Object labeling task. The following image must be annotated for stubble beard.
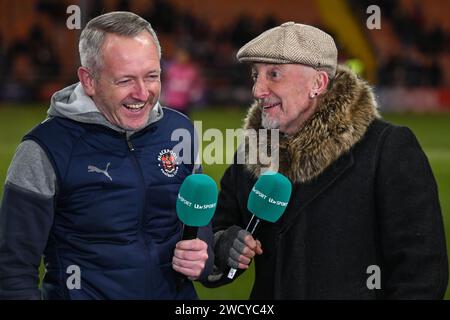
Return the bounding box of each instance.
[261,111,280,130]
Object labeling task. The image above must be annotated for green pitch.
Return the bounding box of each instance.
[1,105,449,299]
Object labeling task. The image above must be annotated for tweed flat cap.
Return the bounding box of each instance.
[237,21,338,79]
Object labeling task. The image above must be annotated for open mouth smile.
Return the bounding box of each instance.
[123,102,146,113]
[262,102,281,111]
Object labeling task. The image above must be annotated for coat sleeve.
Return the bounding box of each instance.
[376,126,448,299]
[0,141,56,300]
[213,161,248,233]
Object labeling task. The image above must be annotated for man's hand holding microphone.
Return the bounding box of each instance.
[215,171,292,279]
[172,174,217,281]
[214,226,263,272]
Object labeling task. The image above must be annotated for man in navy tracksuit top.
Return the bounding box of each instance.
[0,12,213,299]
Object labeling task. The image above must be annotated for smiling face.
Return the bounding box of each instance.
[79,31,161,130]
[251,63,321,135]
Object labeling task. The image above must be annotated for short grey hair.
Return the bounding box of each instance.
[79,11,161,73]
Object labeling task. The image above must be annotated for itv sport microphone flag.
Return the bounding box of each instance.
[247,170,292,223]
[176,173,218,227]
[175,173,218,287]
[228,171,292,279]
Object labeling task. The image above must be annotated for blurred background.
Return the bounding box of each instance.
[0,0,449,299]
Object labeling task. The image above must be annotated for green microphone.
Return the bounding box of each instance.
[176,173,218,240]
[227,171,292,279]
[175,173,218,289]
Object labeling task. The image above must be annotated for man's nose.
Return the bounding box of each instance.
[132,79,150,101]
[252,77,270,99]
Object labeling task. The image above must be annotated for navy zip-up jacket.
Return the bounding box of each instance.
[0,87,213,299]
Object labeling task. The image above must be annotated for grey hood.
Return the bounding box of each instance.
[48,83,164,133]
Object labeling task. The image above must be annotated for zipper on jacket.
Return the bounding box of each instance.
[126,136,135,151]
[125,133,151,297]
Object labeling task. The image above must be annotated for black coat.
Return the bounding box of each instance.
[211,67,448,299]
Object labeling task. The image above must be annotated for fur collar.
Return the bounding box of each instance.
[243,65,380,184]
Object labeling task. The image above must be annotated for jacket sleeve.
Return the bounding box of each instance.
[203,162,249,287]
[0,141,56,299]
[214,162,247,234]
[376,126,448,299]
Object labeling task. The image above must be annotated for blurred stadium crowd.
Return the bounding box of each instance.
[0,0,449,109]
[353,0,448,87]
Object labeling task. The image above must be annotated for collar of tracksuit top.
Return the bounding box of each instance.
[47,82,164,136]
[21,83,207,299]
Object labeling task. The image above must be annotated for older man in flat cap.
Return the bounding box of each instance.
[205,22,448,299]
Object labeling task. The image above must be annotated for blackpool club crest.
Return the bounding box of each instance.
[158,149,178,177]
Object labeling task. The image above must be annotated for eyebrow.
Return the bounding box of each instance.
[116,69,161,78]
[252,64,285,72]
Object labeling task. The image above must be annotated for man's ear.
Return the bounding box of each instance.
[77,67,96,96]
[312,71,329,95]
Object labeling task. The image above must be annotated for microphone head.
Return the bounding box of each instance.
[176,174,218,227]
[247,171,292,223]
